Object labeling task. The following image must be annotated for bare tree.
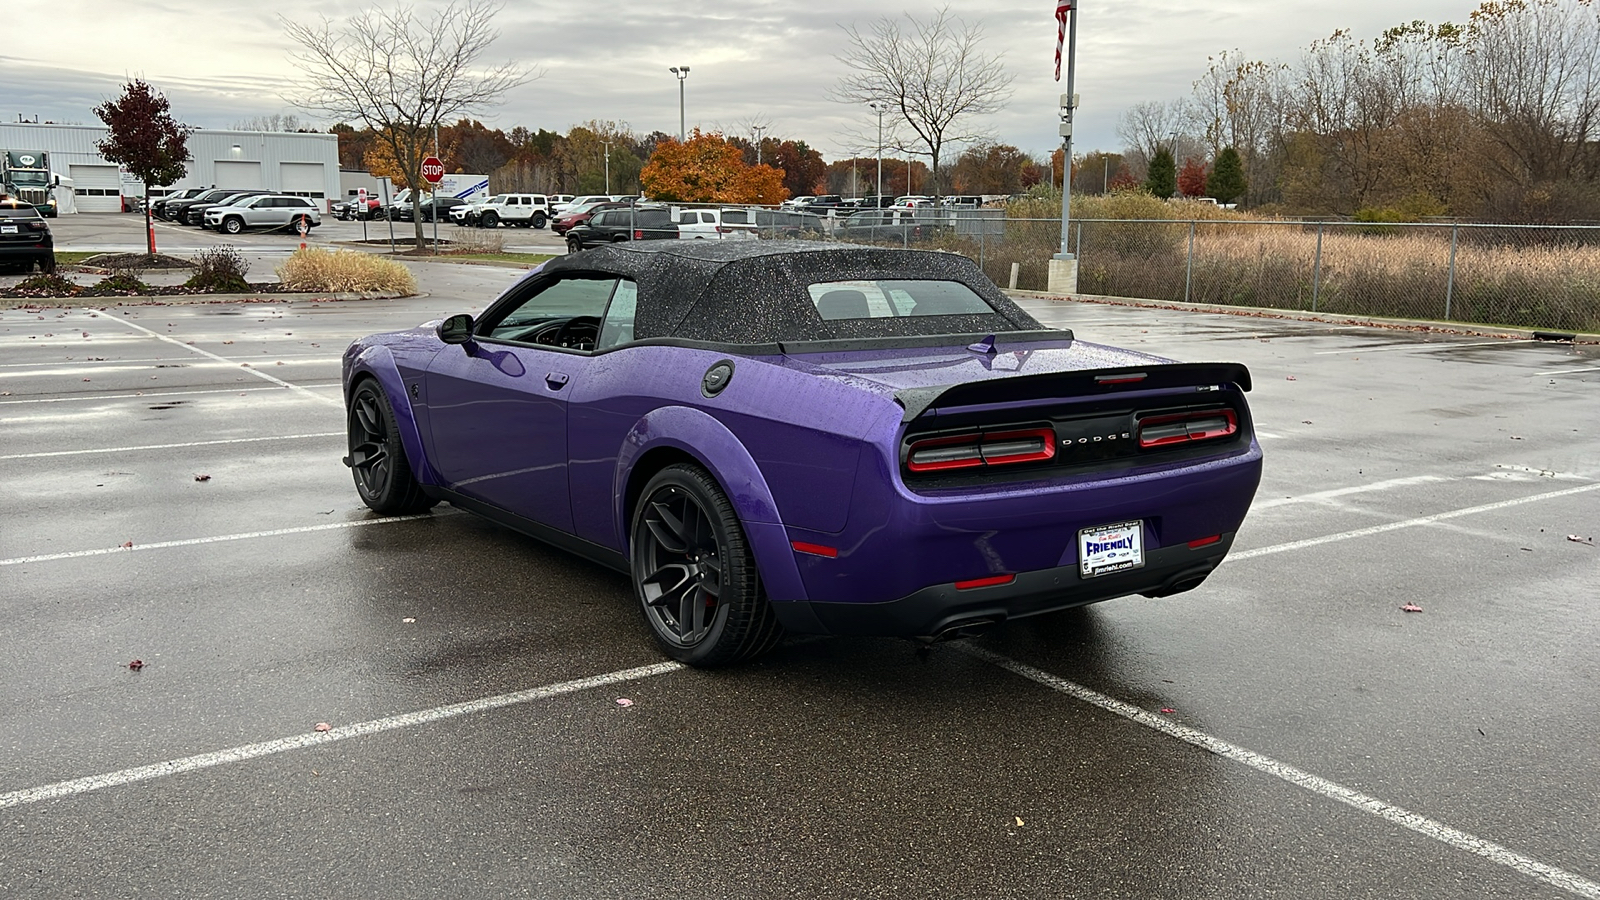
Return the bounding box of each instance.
[834,6,1013,198]
[231,113,312,133]
[283,0,533,248]
[1116,100,1191,162]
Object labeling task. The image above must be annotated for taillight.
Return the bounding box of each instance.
[633,229,643,239]
[1137,408,1238,448]
[906,433,984,472]
[906,427,1056,473]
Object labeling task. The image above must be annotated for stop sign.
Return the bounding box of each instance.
[420,156,445,184]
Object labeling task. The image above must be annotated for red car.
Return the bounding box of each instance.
[551,201,630,235]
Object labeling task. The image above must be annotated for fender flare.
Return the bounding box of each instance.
[345,345,443,486]
[614,406,808,603]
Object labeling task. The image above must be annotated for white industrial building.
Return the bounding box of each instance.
[0,122,341,213]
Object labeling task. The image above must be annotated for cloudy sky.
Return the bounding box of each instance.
[7,0,1474,160]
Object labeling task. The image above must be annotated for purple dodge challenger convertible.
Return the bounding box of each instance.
[343,242,1262,666]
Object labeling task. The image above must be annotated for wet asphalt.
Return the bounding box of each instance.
[2,218,1599,899]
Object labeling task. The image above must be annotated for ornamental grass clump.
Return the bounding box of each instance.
[275,248,417,294]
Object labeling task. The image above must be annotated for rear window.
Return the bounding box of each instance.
[0,202,42,219]
[806,280,995,320]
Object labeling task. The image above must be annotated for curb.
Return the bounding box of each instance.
[0,290,416,309]
[1004,289,1600,344]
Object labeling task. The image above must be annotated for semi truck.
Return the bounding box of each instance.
[1,150,67,217]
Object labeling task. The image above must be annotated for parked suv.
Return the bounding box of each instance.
[395,195,468,223]
[464,193,554,228]
[162,188,244,223]
[150,187,205,221]
[0,199,54,273]
[564,206,676,251]
[205,195,321,234]
[675,207,757,240]
[181,190,270,226]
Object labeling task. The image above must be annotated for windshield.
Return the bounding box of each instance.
[9,171,48,186]
[565,202,606,216]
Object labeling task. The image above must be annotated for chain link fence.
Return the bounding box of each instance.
[643,202,1600,332]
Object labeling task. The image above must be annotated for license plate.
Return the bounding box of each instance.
[1078,521,1144,577]
[0,225,16,234]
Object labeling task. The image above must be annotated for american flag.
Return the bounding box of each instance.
[1055,0,1074,82]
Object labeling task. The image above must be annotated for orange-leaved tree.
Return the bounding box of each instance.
[642,130,788,204]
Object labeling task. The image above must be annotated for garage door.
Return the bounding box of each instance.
[69,164,121,213]
[279,162,326,198]
[214,161,262,190]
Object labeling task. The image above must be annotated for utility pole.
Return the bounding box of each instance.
[869,101,884,202]
[600,139,613,194]
[751,125,766,167]
[669,66,690,142]
[1050,1,1080,294]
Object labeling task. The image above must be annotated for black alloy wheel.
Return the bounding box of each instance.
[566,236,583,254]
[480,211,499,228]
[346,380,436,515]
[531,213,548,229]
[630,464,782,666]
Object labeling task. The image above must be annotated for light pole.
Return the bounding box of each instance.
[869,101,884,202]
[600,139,613,194]
[669,66,690,141]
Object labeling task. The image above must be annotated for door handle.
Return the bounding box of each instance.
[544,372,569,390]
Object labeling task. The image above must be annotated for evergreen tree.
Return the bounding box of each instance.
[1144,147,1177,199]
[1207,146,1247,204]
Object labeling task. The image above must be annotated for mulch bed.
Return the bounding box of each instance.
[1,282,288,300]
[78,252,196,270]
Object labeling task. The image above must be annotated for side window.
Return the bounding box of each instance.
[480,277,619,343]
[679,210,698,225]
[596,280,639,350]
[722,210,748,225]
[701,212,716,224]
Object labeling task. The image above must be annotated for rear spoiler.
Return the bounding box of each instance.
[893,362,1253,423]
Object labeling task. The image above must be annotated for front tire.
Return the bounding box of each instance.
[566,236,583,254]
[630,465,782,667]
[480,211,499,228]
[346,379,436,515]
[222,217,244,235]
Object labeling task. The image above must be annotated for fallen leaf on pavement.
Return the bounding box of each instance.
[615,698,634,707]
[1568,535,1595,546]
[402,617,416,623]
[127,659,144,670]
[1160,708,1177,714]
[120,541,134,549]
[1401,604,1423,612]
[1014,817,1025,827]
[314,723,332,733]
[1286,375,1297,381]
[194,474,211,482]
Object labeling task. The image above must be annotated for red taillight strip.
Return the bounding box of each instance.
[979,427,1057,466]
[955,573,1015,590]
[1137,408,1238,448]
[1187,535,1222,549]
[791,541,838,558]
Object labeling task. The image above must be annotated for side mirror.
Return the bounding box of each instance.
[52,175,61,187]
[437,313,475,345]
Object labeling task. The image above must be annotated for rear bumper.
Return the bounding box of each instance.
[772,534,1233,637]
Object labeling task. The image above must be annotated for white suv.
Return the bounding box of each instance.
[674,207,757,241]
[206,195,321,234]
[458,194,554,229]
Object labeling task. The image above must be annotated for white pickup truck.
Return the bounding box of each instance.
[452,193,555,229]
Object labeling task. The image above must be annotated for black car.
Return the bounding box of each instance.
[396,196,468,223]
[161,188,241,222]
[0,200,54,274]
[563,207,677,252]
[751,208,827,238]
[150,187,205,220]
[181,191,270,226]
[801,194,848,214]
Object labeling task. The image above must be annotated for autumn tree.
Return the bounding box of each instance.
[94,79,190,256]
[1144,147,1177,198]
[284,0,532,248]
[834,6,1013,199]
[1207,147,1247,203]
[641,131,787,204]
[949,142,1032,194]
[1177,157,1209,197]
[770,139,827,197]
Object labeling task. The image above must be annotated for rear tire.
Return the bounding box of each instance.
[346,379,436,515]
[630,464,782,667]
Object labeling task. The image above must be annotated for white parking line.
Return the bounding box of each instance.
[963,647,1600,900]
[1230,482,1600,561]
[1252,475,1450,510]
[0,661,684,811]
[0,432,342,461]
[1314,339,1534,355]
[0,385,333,405]
[86,309,343,409]
[0,512,452,567]
[0,357,345,379]
[1536,364,1600,377]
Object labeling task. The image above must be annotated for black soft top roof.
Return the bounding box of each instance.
[540,241,1042,343]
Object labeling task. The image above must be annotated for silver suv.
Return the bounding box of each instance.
[205,195,322,234]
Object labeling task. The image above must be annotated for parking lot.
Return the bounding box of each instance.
[2,243,1599,897]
